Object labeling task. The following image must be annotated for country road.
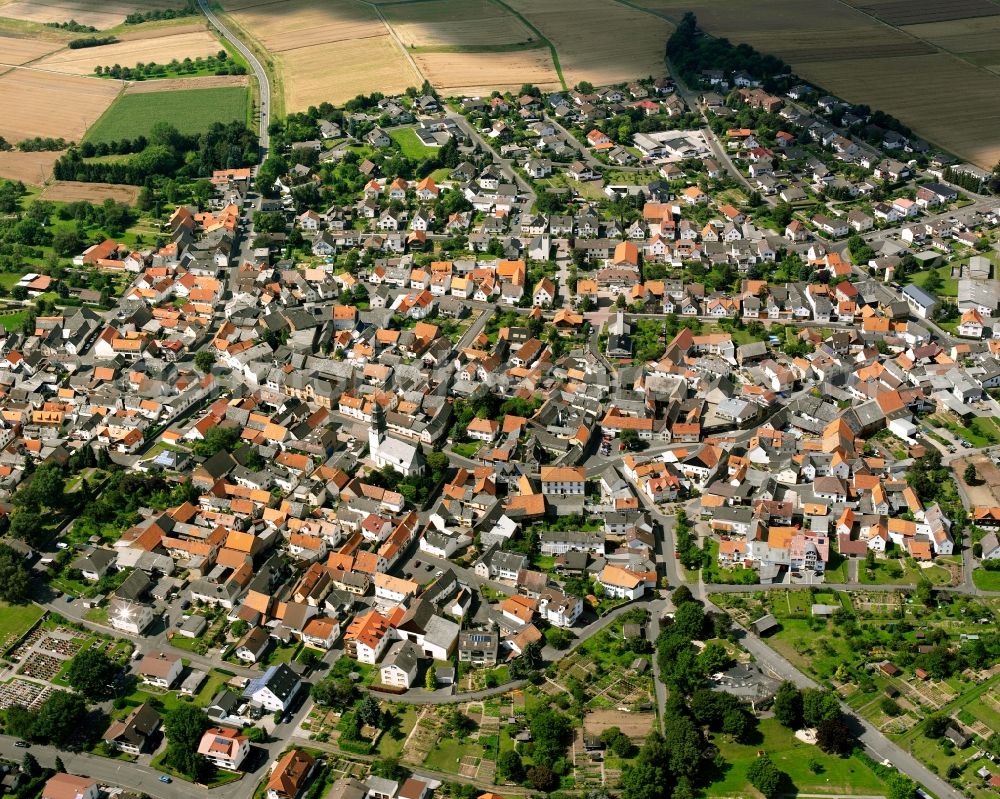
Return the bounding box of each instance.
[198,0,270,157]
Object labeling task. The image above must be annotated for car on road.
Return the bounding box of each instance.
[159,776,172,783]
[56,542,68,550]
[64,595,74,602]
[414,560,421,568]
[14,741,29,748]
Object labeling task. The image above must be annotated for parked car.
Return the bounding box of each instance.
[14,741,29,748]
[159,776,172,783]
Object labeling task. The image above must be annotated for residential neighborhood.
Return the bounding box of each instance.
[0,14,999,799]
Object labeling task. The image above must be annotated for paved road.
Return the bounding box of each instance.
[0,735,235,799]
[198,0,270,157]
[445,110,536,210]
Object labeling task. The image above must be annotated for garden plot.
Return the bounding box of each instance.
[583,708,656,738]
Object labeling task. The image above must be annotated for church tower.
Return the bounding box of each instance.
[369,400,387,455]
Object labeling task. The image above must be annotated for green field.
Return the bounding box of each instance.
[972,568,1000,591]
[84,87,248,144]
[0,602,44,651]
[389,128,437,160]
[705,718,885,798]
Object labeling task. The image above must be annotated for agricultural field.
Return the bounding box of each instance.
[35,29,221,76]
[801,53,1000,170]
[84,85,247,143]
[125,74,249,93]
[0,70,120,143]
[506,0,673,87]
[0,0,189,29]
[843,0,1000,26]
[40,180,140,204]
[221,0,420,110]
[0,150,62,184]
[0,33,61,64]
[637,0,932,62]
[413,48,561,96]
[280,36,420,109]
[640,0,1000,168]
[381,0,536,49]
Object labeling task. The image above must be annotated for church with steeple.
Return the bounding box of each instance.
[368,401,425,477]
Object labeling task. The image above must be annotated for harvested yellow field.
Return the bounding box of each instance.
[35,30,221,76]
[40,180,140,204]
[0,0,187,29]
[124,74,248,93]
[801,53,1000,169]
[414,47,561,95]
[639,0,932,62]
[281,35,421,109]
[382,0,536,49]
[0,150,61,184]
[0,69,120,142]
[225,0,385,52]
[0,34,62,65]
[507,0,673,87]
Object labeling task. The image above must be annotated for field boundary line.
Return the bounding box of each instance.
[210,3,283,118]
[362,0,427,88]
[488,0,566,90]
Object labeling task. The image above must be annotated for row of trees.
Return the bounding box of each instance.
[95,53,247,81]
[54,121,257,186]
[125,2,197,24]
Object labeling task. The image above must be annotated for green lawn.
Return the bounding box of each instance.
[972,568,1000,591]
[705,718,885,797]
[389,128,437,160]
[930,414,1000,447]
[451,442,481,459]
[0,310,28,332]
[423,736,484,774]
[375,704,418,759]
[84,86,249,143]
[0,272,26,289]
[911,265,958,297]
[0,602,44,652]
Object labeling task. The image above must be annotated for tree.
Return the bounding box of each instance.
[66,647,119,698]
[802,688,840,728]
[0,543,31,603]
[923,713,949,739]
[661,713,702,779]
[357,695,382,729]
[230,619,249,637]
[529,707,573,763]
[773,681,804,729]
[673,600,707,641]
[672,585,694,606]
[526,765,558,792]
[915,578,935,608]
[620,429,641,451]
[746,755,783,799]
[697,641,733,675]
[194,350,215,373]
[370,758,409,783]
[54,756,66,773]
[21,753,39,777]
[33,690,87,748]
[722,707,753,742]
[815,718,853,755]
[424,663,436,690]
[964,463,978,484]
[886,772,916,799]
[311,677,356,710]
[163,705,210,779]
[497,750,525,782]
